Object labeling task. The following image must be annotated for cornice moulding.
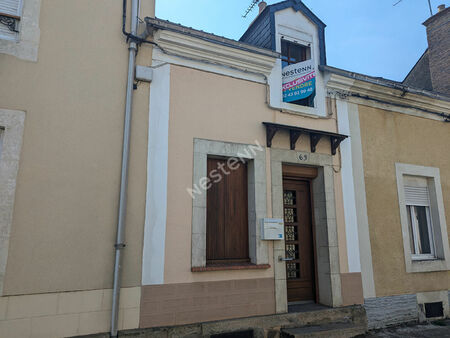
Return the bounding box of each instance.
[154,30,277,77]
[326,74,450,119]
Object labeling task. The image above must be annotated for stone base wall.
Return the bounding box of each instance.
[140,278,276,328]
[364,294,418,329]
[0,287,140,337]
[365,291,450,329]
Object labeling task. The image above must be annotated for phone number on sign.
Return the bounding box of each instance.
[283,87,313,98]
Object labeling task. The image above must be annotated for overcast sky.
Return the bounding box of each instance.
[156,0,449,82]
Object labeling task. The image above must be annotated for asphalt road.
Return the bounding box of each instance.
[364,320,450,337]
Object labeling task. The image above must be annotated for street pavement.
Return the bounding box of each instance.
[363,320,450,337]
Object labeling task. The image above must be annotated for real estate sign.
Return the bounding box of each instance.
[282,59,316,103]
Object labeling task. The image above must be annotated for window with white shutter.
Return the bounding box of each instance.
[404,177,436,260]
[0,0,23,40]
[395,163,450,273]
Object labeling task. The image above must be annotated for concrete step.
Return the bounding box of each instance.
[200,305,367,337]
[281,322,367,338]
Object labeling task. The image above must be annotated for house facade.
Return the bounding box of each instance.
[0,0,155,337]
[324,5,450,328]
[0,0,449,337]
[324,66,450,328]
[141,0,450,331]
[140,5,362,327]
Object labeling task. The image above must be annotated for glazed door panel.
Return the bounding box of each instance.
[283,179,315,302]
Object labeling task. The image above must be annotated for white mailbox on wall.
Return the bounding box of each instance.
[261,218,284,240]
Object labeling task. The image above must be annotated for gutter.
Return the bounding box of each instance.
[110,0,139,336]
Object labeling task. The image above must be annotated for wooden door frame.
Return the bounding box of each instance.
[282,165,319,304]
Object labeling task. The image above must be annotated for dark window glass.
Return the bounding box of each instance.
[414,206,432,254]
[407,205,433,255]
[281,39,310,65]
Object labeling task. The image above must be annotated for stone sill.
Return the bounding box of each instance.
[191,263,271,272]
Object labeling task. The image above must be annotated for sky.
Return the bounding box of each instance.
[156,0,449,82]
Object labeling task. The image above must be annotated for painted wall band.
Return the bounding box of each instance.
[142,64,171,285]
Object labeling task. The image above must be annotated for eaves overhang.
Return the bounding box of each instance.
[321,65,449,101]
[145,17,279,58]
[321,65,450,122]
[145,17,279,77]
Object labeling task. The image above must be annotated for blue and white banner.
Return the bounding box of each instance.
[282,59,316,103]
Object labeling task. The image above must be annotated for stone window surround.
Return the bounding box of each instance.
[0,0,41,62]
[191,138,268,268]
[270,148,342,313]
[0,108,26,295]
[395,163,450,273]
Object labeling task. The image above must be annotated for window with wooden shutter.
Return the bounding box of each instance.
[0,0,23,39]
[206,157,249,264]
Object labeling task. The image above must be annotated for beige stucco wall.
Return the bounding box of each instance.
[0,287,140,337]
[0,0,154,295]
[358,104,450,296]
[164,65,350,284]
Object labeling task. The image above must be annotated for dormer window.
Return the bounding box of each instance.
[281,39,315,108]
[281,39,311,67]
[240,0,327,116]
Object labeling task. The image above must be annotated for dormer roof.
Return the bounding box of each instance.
[240,0,327,65]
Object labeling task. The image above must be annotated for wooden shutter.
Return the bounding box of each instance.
[206,158,249,264]
[0,0,23,17]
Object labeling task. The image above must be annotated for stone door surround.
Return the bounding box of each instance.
[271,148,342,313]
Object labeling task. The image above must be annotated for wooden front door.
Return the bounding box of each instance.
[283,179,316,302]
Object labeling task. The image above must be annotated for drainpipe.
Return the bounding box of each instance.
[110,0,139,336]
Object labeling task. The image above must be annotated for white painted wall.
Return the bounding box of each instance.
[142,64,171,285]
[336,100,376,298]
[336,100,362,273]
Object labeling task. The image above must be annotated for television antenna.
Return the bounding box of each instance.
[243,0,261,18]
[393,0,433,16]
